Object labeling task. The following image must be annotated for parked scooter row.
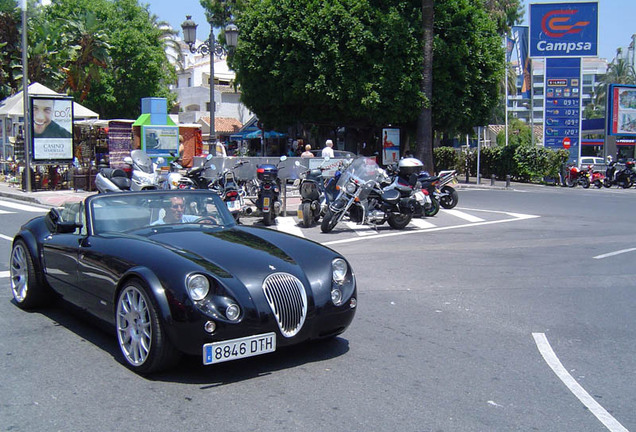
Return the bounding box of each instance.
[95,150,165,193]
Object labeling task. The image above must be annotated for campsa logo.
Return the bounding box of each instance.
[538,9,592,54]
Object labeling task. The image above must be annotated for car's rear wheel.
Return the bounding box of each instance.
[10,240,49,309]
[116,279,180,374]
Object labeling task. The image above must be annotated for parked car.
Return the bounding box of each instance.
[578,156,605,168]
[10,190,357,374]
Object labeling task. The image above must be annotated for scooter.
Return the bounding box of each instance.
[256,156,286,226]
[126,150,165,191]
[95,167,132,193]
[162,153,195,190]
[295,157,344,227]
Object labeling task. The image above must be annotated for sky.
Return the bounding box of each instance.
[144,0,636,61]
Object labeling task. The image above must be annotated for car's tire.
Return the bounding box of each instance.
[439,186,458,209]
[387,213,412,229]
[424,197,440,217]
[10,240,49,310]
[301,202,313,228]
[321,209,339,233]
[116,279,180,374]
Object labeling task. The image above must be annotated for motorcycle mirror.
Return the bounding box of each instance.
[208,164,216,170]
[156,157,165,165]
[280,155,288,162]
[324,156,330,161]
[206,154,214,161]
[294,161,301,167]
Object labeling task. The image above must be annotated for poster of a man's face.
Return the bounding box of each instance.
[31,96,74,162]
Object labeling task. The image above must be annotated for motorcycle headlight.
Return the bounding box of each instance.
[345,182,357,194]
[186,274,210,301]
[332,258,347,284]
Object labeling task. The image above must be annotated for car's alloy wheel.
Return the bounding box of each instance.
[116,280,180,374]
[10,240,47,309]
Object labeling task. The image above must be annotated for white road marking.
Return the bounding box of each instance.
[532,333,628,432]
[441,209,485,222]
[345,222,377,236]
[0,271,9,278]
[0,209,12,214]
[593,248,636,260]
[0,199,47,213]
[275,217,305,237]
[0,234,12,241]
[323,211,539,246]
[409,218,437,229]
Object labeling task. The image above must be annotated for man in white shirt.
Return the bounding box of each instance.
[321,139,335,158]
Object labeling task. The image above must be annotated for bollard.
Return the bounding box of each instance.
[505,174,511,188]
[491,174,495,186]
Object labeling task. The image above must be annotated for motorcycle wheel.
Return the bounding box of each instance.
[263,211,273,226]
[439,186,458,209]
[603,178,612,188]
[387,213,412,229]
[594,179,602,188]
[321,209,339,233]
[581,177,590,189]
[566,176,576,187]
[424,197,440,217]
[301,202,313,228]
[622,178,633,189]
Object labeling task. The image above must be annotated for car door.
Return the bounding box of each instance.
[41,203,85,305]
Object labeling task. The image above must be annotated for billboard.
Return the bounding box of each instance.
[141,125,179,156]
[382,128,400,165]
[30,96,74,163]
[530,2,598,58]
[543,57,581,162]
[607,84,636,136]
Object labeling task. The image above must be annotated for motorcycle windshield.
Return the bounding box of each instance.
[131,150,154,173]
[337,157,382,189]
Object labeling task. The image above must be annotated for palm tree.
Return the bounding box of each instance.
[148,12,185,73]
[61,11,111,102]
[592,57,636,117]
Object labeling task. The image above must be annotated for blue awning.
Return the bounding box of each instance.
[244,130,287,139]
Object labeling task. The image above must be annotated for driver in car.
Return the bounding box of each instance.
[152,196,199,225]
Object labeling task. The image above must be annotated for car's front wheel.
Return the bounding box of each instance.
[10,240,49,309]
[116,279,180,374]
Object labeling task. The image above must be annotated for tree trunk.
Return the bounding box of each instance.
[415,0,434,173]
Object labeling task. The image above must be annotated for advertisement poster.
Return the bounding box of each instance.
[142,125,179,155]
[382,128,400,165]
[607,84,636,136]
[31,96,74,162]
[529,2,598,58]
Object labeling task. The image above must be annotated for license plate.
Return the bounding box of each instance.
[297,208,304,219]
[263,197,270,211]
[226,200,241,211]
[203,332,276,365]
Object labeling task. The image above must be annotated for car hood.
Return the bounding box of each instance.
[139,225,332,283]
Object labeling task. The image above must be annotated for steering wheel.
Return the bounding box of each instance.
[195,216,218,225]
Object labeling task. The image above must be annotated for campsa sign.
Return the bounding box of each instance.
[530,2,598,58]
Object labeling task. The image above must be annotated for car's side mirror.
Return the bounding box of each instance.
[56,221,83,234]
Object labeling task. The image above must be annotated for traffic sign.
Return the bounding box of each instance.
[563,137,571,149]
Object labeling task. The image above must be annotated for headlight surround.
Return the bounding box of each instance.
[345,182,357,194]
[332,258,347,284]
[186,274,210,301]
[226,303,241,321]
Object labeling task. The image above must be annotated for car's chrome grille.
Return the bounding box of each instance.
[262,273,307,338]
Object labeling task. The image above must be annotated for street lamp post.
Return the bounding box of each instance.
[181,16,238,149]
[21,0,31,192]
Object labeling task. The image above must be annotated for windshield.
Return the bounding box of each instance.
[88,190,236,234]
[131,150,154,173]
[337,157,382,188]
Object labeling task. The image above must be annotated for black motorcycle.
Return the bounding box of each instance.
[603,161,633,188]
[296,158,344,227]
[256,156,286,226]
[321,157,416,233]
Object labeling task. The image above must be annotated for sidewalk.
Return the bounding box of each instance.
[0,177,516,210]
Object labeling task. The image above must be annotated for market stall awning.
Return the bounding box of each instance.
[244,130,287,139]
[0,82,99,119]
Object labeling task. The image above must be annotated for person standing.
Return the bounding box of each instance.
[301,144,314,158]
[321,139,335,158]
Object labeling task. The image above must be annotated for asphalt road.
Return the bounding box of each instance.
[1,185,635,432]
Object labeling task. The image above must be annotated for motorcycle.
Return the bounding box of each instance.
[563,165,590,188]
[127,150,165,191]
[320,157,417,233]
[603,161,633,188]
[162,152,195,190]
[95,167,132,193]
[586,165,605,188]
[436,170,459,209]
[295,157,344,227]
[208,158,250,222]
[255,156,286,226]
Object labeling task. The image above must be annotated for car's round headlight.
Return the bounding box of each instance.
[186,274,209,301]
[332,258,347,284]
[226,303,240,321]
[345,182,357,194]
[331,288,343,306]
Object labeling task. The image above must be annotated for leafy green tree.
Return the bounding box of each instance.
[0,0,22,99]
[586,57,636,120]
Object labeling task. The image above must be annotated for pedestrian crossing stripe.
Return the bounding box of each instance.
[0,209,12,215]
[441,209,485,222]
[275,217,305,237]
[0,199,47,213]
[0,271,9,278]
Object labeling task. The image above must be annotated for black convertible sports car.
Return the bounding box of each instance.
[10,190,357,374]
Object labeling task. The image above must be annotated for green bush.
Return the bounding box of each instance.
[433,147,457,173]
